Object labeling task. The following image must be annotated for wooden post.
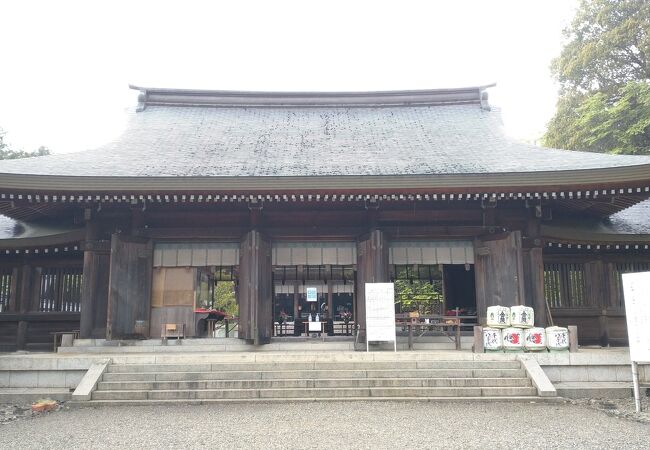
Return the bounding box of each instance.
[80,220,111,338]
[568,325,579,352]
[522,247,547,327]
[585,260,609,346]
[356,229,389,341]
[16,320,28,351]
[473,325,484,353]
[18,264,33,313]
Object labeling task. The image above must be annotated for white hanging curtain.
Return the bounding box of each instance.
[389,241,474,265]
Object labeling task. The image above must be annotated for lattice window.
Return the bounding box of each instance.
[611,261,650,309]
[38,267,83,312]
[543,263,587,308]
[0,269,12,312]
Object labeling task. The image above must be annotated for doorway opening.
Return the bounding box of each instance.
[272,265,355,337]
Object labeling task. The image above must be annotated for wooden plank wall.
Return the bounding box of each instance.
[0,313,80,352]
[106,234,153,339]
[474,231,525,325]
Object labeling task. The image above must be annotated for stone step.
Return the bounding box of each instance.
[92,386,538,400]
[72,396,557,407]
[96,377,532,391]
[554,382,639,399]
[101,368,527,382]
[105,360,522,373]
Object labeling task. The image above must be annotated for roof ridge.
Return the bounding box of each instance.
[130,84,497,111]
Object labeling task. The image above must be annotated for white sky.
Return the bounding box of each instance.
[0,0,576,155]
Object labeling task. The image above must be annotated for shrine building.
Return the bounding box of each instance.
[0,85,649,351]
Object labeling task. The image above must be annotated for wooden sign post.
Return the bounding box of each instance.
[365,283,396,352]
[622,271,650,413]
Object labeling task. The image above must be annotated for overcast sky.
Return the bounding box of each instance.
[0,0,577,155]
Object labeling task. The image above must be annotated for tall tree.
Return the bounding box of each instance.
[543,0,650,155]
[0,129,51,159]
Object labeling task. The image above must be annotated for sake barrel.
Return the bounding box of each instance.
[524,327,547,351]
[546,326,569,351]
[483,327,503,351]
[487,306,511,328]
[510,305,534,328]
[502,327,524,351]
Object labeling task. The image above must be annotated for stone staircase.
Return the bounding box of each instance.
[82,356,542,405]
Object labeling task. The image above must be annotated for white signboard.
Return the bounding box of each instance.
[306,287,317,302]
[622,272,650,362]
[365,283,396,351]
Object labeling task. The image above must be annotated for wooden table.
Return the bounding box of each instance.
[302,321,325,340]
[396,315,476,351]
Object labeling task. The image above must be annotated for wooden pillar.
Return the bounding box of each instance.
[238,230,272,345]
[522,214,547,327]
[106,233,153,340]
[474,231,525,326]
[522,247,547,327]
[356,229,389,339]
[80,221,111,338]
[15,263,33,350]
[585,259,609,346]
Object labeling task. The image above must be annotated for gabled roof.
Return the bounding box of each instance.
[541,199,650,245]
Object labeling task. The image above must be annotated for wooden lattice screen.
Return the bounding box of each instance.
[543,262,587,308]
[0,269,11,311]
[38,267,83,312]
[610,262,650,309]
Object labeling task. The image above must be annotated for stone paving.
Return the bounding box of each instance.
[0,400,648,449]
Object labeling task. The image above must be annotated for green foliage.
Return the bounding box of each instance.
[394,280,443,315]
[543,0,650,155]
[214,281,238,317]
[544,82,650,154]
[0,129,51,159]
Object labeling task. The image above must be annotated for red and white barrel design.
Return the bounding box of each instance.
[502,327,524,351]
[510,305,534,328]
[487,306,511,328]
[483,327,503,351]
[524,327,547,351]
[546,326,569,351]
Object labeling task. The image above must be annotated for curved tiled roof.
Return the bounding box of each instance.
[0,87,649,178]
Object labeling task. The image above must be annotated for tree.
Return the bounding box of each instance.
[543,0,650,155]
[0,129,51,159]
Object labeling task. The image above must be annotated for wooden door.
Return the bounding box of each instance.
[106,234,153,339]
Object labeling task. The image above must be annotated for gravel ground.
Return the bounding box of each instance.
[0,400,649,449]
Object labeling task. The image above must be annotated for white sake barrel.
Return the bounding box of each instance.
[524,327,547,351]
[510,305,534,328]
[502,327,524,351]
[546,326,569,351]
[487,306,511,328]
[483,327,503,351]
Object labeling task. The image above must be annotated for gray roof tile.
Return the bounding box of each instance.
[0,104,649,177]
